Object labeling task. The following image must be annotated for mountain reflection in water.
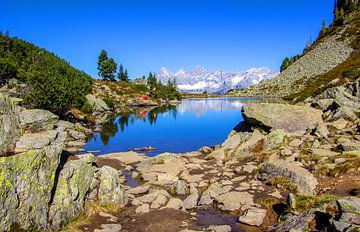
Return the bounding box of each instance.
[84,98,272,156]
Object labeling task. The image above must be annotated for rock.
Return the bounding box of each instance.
[223,131,252,150]
[132,190,170,206]
[242,103,323,133]
[270,209,319,232]
[288,193,296,209]
[338,140,360,151]
[0,95,20,156]
[15,130,58,153]
[261,160,318,195]
[155,173,179,186]
[330,118,348,130]
[238,207,267,226]
[0,133,64,231]
[208,148,226,161]
[165,198,184,210]
[94,224,122,232]
[314,123,330,138]
[99,151,148,165]
[233,129,264,157]
[308,148,340,157]
[208,225,232,232]
[79,153,97,164]
[264,129,285,150]
[126,184,150,195]
[137,153,187,178]
[48,159,95,229]
[19,109,59,132]
[289,138,303,147]
[135,204,150,214]
[183,184,199,209]
[86,94,110,112]
[150,194,167,209]
[334,158,347,164]
[215,191,255,211]
[199,183,230,205]
[173,180,187,195]
[98,166,126,207]
[329,106,358,121]
[337,197,360,215]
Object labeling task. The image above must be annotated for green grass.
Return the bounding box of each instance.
[294,194,338,212]
[266,176,298,192]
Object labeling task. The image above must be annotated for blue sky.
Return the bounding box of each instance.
[1,0,334,79]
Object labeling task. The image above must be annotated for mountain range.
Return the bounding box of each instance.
[156,66,278,94]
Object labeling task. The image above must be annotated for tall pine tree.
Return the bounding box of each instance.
[97,50,117,81]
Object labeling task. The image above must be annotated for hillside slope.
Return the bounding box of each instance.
[0,33,93,115]
[230,7,360,101]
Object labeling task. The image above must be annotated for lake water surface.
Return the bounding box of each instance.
[84,98,262,156]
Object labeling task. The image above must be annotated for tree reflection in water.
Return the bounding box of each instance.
[99,105,178,144]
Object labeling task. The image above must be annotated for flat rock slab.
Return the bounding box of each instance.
[242,103,323,133]
[215,191,255,211]
[239,207,267,226]
[98,151,148,165]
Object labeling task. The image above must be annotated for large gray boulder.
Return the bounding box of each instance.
[242,103,323,133]
[0,94,20,156]
[48,159,96,230]
[19,109,59,132]
[0,133,65,231]
[261,160,318,195]
[15,130,58,153]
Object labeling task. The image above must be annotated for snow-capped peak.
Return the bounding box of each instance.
[156,66,278,94]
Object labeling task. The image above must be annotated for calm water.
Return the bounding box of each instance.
[84,98,261,156]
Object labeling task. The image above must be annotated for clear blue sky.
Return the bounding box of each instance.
[1,0,334,79]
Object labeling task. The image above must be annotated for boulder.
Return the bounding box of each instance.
[172,180,187,195]
[150,194,167,209]
[48,159,96,229]
[215,191,255,211]
[233,129,264,157]
[126,184,151,195]
[264,129,285,150]
[86,94,110,112]
[165,197,184,210]
[269,209,319,232]
[15,130,58,153]
[98,166,126,207]
[242,103,323,133]
[199,183,231,206]
[132,190,170,206]
[0,134,64,231]
[261,160,318,195]
[0,95,20,156]
[183,184,199,209]
[19,109,59,132]
[239,207,267,226]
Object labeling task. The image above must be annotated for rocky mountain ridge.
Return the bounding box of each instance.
[156,66,278,94]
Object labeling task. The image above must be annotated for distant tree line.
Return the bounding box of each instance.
[147,72,181,101]
[97,49,129,82]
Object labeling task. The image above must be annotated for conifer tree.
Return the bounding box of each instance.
[98,49,117,81]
